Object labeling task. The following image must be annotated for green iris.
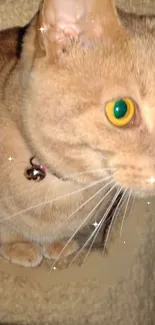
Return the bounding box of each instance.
[114,100,128,119]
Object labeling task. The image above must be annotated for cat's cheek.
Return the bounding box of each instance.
[112,167,155,198]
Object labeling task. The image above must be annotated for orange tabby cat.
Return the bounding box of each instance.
[0,0,155,267]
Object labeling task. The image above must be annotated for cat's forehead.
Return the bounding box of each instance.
[67,34,155,132]
[59,33,155,82]
[131,34,155,101]
[39,29,155,112]
[86,33,155,96]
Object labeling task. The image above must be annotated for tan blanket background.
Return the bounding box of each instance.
[0,1,155,325]
[1,0,155,30]
[0,0,38,29]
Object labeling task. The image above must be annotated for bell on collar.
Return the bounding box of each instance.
[24,157,46,182]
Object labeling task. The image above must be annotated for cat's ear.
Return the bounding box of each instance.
[38,0,127,54]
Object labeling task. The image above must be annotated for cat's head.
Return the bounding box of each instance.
[21,0,155,197]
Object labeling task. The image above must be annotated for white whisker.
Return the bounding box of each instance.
[50,182,118,272]
[0,175,113,224]
[128,195,135,218]
[52,178,115,232]
[0,169,114,204]
[120,189,132,237]
[68,187,124,267]
[103,188,128,254]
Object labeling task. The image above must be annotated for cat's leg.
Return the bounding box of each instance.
[0,226,43,267]
[42,240,79,260]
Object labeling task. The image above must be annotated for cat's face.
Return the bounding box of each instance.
[21,0,155,198]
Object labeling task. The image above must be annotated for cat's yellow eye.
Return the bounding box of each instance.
[105,98,135,127]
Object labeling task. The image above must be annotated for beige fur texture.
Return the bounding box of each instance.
[1,0,155,268]
[1,1,155,325]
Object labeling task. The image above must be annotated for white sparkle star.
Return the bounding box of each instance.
[39,26,47,32]
[147,201,151,205]
[148,176,155,184]
[8,156,13,162]
[53,267,57,271]
[93,222,99,228]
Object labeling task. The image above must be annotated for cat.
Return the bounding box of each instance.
[0,0,155,268]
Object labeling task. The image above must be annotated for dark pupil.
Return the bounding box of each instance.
[114,100,127,119]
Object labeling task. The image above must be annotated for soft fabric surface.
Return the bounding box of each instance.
[0,1,155,325]
[0,0,155,30]
[1,200,155,325]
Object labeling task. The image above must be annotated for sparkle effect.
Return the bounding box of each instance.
[39,26,47,32]
[148,176,155,184]
[92,221,99,228]
[8,156,13,162]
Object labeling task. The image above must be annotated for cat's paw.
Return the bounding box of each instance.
[0,242,43,267]
[42,240,79,260]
